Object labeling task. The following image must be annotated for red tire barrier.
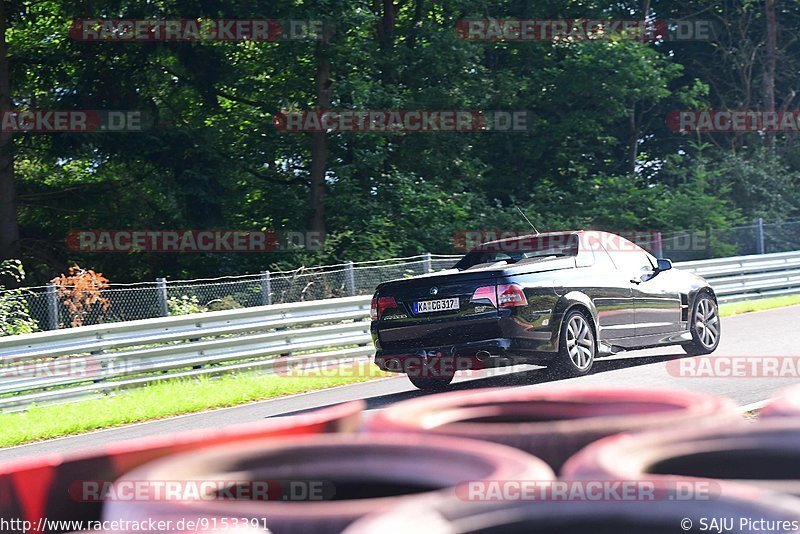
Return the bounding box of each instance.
[365,387,740,471]
[562,418,800,497]
[102,433,554,534]
[343,484,800,533]
[762,386,800,418]
[0,400,363,534]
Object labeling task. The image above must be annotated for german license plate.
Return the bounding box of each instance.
[414,298,459,314]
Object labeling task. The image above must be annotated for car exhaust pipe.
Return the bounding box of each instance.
[385,358,401,372]
[475,350,491,362]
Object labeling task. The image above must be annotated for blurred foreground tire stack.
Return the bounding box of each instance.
[0,401,363,532]
[343,484,800,533]
[761,385,800,418]
[4,386,800,533]
[103,434,552,534]
[364,387,741,470]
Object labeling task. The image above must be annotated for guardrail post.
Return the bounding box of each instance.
[345,261,356,296]
[156,278,169,317]
[260,270,272,306]
[46,283,59,330]
[423,252,432,273]
[756,217,765,254]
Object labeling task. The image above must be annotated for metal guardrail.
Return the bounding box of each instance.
[678,250,800,302]
[1,250,799,412]
[0,296,373,411]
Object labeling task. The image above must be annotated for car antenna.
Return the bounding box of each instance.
[516,206,540,235]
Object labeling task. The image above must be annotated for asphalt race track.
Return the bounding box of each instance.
[0,305,797,463]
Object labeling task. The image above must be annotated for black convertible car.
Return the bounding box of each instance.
[370,231,720,390]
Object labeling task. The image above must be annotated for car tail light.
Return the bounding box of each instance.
[372,296,398,320]
[497,284,528,307]
[370,296,378,321]
[470,286,498,307]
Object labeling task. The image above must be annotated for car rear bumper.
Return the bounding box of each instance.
[374,336,557,373]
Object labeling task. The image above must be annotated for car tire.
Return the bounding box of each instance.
[407,372,455,391]
[682,292,720,356]
[549,309,595,377]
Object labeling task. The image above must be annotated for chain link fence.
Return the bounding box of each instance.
[1,254,460,332]
[2,219,799,334]
[650,219,800,262]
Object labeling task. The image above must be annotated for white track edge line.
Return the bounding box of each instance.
[739,399,773,413]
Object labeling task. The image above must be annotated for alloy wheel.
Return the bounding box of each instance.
[565,314,594,370]
[695,298,719,349]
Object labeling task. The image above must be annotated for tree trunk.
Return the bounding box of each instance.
[0,0,19,260]
[308,35,332,239]
[375,0,398,85]
[627,106,639,175]
[376,0,397,49]
[626,0,650,175]
[764,0,777,152]
[407,0,424,48]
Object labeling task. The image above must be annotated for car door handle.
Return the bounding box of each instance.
[630,278,642,284]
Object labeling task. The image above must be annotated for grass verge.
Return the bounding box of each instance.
[0,363,389,448]
[719,294,800,317]
[1,294,797,448]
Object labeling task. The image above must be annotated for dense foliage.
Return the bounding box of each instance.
[1,0,799,284]
[0,259,38,334]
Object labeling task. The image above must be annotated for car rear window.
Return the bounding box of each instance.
[455,234,578,270]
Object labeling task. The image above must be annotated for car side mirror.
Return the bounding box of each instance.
[656,258,672,272]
